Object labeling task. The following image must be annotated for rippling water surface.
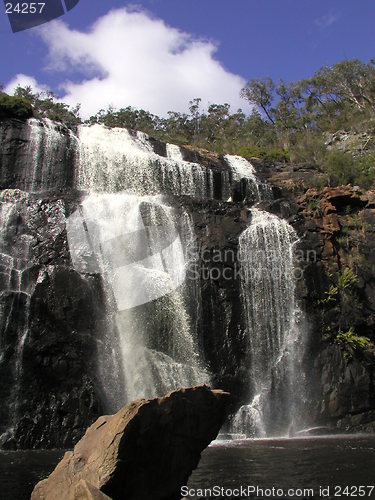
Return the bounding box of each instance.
[0,449,64,500]
[1,436,375,499]
[186,436,375,499]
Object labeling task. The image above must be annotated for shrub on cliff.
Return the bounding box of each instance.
[237,145,289,163]
[335,327,371,360]
[13,86,81,125]
[323,150,375,188]
[0,92,33,120]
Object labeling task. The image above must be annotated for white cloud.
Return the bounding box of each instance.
[4,73,47,95]
[6,7,247,118]
[314,11,341,29]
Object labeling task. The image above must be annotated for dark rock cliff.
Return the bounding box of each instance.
[184,198,249,405]
[0,189,105,448]
[260,166,375,432]
[1,118,375,448]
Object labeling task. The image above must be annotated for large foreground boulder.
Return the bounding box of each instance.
[31,385,230,500]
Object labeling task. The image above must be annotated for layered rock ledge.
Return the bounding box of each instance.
[31,385,230,500]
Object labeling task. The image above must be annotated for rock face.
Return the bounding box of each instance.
[0,119,254,449]
[1,117,375,449]
[295,186,375,430]
[0,118,76,192]
[185,198,249,405]
[31,385,230,500]
[258,172,375,431]
[0,189,105,449]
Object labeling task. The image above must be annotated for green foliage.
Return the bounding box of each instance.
[353,154,375,189]
[240,77,276,124]
[240,59,375,187]
[324,150,356,186]
[289,132,327,164]
[318,267,358,306]
[13,85,81,125]
[8,57,375,186]
[88,105,158,135]
[317,283,339,305]
[336,267,359,290]
[335,326,371,359]
[320,150,375,187]
[306,198,322,216]
[86,100,278,155]
[0,92,33,120]
[335,235,349,247]
[317,268,372,360]
[341,214,372,237]
[237,145,289,163]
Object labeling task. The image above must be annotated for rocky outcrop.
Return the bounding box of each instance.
[0,119,76,192]
[31,385,230,500]
[182,197,250,406]
[313,345,375,431]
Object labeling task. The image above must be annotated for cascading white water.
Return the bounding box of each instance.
[0,190,33,437]
[25,119,77,192]
[166,143,184,162]
[224,155,259,183]
[11,120,266,202]
[4,120,269,416]
[66,192,209,408]
[224,155,272,201]
[220,156,304,437]
[67,124,213,407]
[2,118,304,421]
[233,208,303,437]
[76,124,214,198]
[0,189,32,301]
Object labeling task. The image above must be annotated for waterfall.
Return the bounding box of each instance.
[2,119,265,201]
[166,143,184,162]
[0,119,215,420]
[66,192,209,408]
[232,208,303,437]
[224,155,272,201]
[1,118,306,440]
[70,125,214,406]
[224,155,259,183]
[76,125,214,198]
[0,190,33,437]
[24,118,76,192]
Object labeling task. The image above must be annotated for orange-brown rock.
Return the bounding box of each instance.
[366,191,375,208]
[322,214,340,234]
[321,186,367,211]
[322,239,335,260]
[320,198,336,216]
[31,385,230,500]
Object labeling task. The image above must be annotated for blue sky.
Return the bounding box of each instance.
[1,1,374,117]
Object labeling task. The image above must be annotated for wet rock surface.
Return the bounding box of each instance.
[260,175,375,431]
[0,190,105,448]
[1,118,375,449]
